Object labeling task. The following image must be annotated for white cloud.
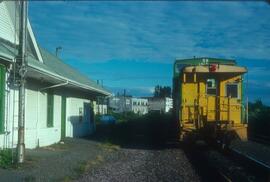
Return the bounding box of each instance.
[29,1,270,63]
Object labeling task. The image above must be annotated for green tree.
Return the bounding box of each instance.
[153,85,171,98]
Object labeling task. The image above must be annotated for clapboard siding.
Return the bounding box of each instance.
[0,3,18,44]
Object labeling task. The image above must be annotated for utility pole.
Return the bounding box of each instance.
[17,0,28,163]
[123,89,126,115]
[55,46,62,57]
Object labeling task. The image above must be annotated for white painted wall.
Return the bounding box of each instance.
[24,82,96,148]
[24,81,62,148]
[66,96,94,138]
[0,1,19,44]
[0,68,19,149]
[0,1,43,62]
[0,77,96,149]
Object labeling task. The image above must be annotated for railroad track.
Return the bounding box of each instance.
[229,147,270,182]
[249,135,270,146]
[182,138,270,181]
[187,141,270,182]
[211,147,270,182]
[218,170,233,182]
[231,148,270,171]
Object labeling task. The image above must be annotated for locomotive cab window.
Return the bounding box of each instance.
[226,83,238,98]
[206,79,216,95]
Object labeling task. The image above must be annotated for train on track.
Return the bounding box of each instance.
[173,57,248,145]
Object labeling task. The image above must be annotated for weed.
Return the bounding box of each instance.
[70,154,106,180]
[0,149,13,169]
[23,175,36,182]
[62,176,72,182]
[98,142,120,152]
[76,161,88,174]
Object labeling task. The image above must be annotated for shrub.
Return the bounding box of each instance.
[0,149,13,168]
[248,100,270,138]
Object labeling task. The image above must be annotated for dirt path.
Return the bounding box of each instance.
[77,147,201,182]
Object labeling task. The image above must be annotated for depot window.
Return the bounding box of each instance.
[0,65,5,133]
[47,89,54,127]
[226,83,238,98]
[206,79,216,95]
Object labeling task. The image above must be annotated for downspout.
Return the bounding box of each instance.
[241,75,244,124]
[11,60,16,163]
[246,72,249,124]
[38,81,69,92]
[36,88,39,147]
[35,81,69,146]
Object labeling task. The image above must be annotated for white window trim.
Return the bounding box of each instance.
[206,78,217,95]
[225,82,239,99]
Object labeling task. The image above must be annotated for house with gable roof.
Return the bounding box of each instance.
[0,1,110,149]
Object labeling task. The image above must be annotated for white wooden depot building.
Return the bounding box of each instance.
[0,1,110,149]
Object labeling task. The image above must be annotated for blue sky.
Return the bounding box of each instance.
[29,1,270,104]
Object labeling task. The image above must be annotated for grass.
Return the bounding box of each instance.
[62,154,106,181]
[23,175,36,182]
[248,100,270,140]
[43,141,70,151]
[98,142,120,153]
[0,149,13,169]
[61,138,121,181]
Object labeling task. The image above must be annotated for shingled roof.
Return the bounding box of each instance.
[0,41,111,96]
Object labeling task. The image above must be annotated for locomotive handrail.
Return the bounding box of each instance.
[180,94,246,126]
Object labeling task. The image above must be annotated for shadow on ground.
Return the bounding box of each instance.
[88,113,224,182]
[90,113,178,150]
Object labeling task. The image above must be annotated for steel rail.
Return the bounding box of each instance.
[231,148,270,171]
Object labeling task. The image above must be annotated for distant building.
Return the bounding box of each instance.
[108,96,148,115]
[108,96,131,113]
[131,98,148,115]
[94,103,108,115]
[148,97,173,113]
[94,97,108,115]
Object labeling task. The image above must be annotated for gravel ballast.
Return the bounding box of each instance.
[77,147,201,182]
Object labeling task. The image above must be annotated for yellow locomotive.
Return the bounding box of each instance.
[173,58,248,145]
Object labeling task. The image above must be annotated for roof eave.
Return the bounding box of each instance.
[183,65,247,73]
[27,64,111,96]
[0,52,15,62]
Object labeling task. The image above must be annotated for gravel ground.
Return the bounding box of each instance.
[76,147,201,182]
[0,137,203,182]
[0,138,108,182]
